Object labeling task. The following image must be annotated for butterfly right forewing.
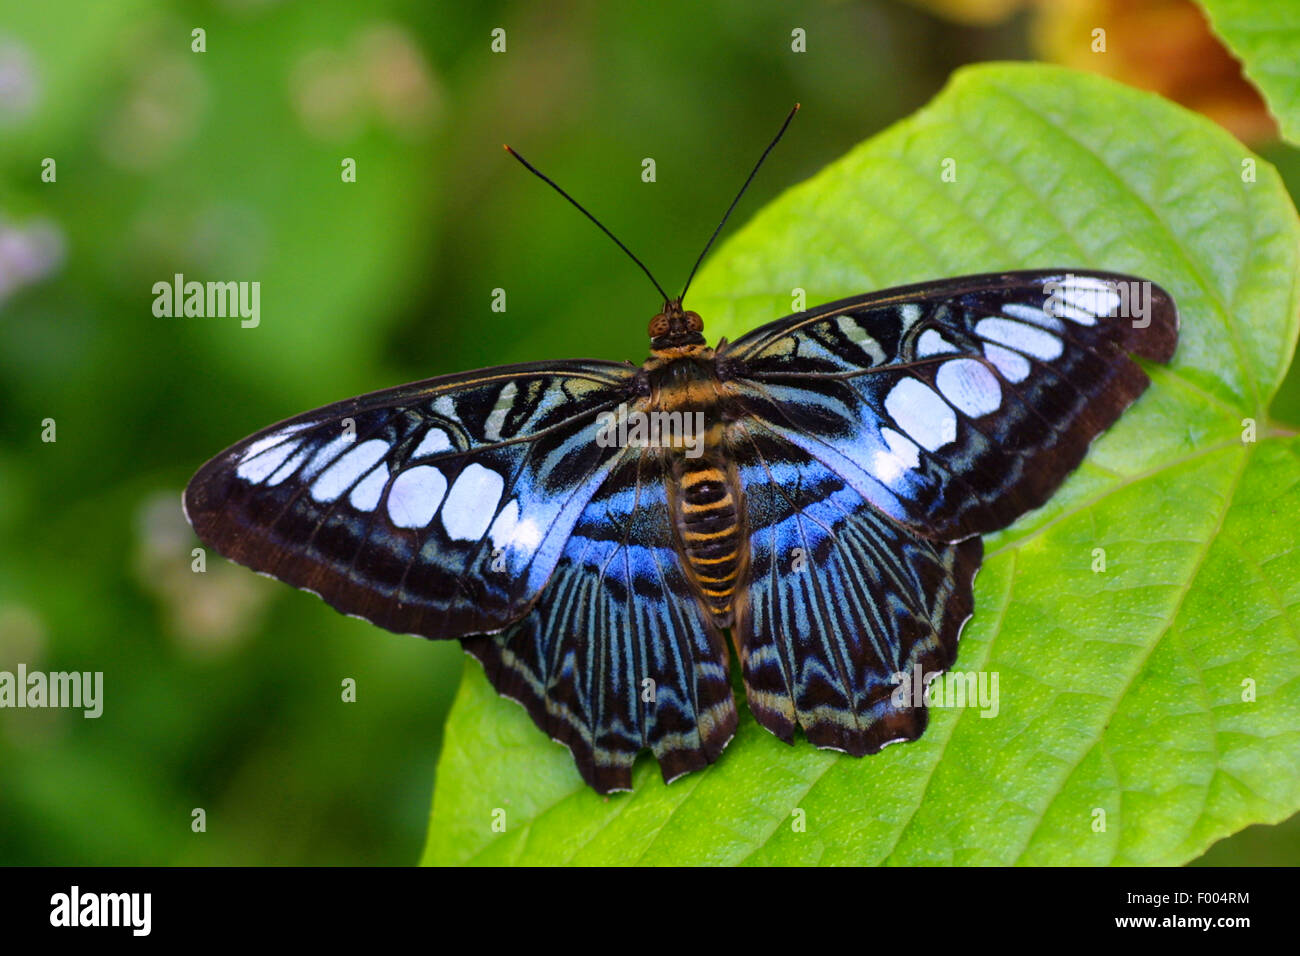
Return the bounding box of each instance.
[722,270,1178,542]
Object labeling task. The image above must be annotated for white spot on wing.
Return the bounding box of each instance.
[983,343,1030,383]
[511,517,541,552]
[237,439,300,483]
[442,463,504,540]
[238,422,313,465]
[1053,301,1100,325]
[1002,302,1062,331]
[916,329,959,357]
[412,427,453,458]
[488,498,520,549]
[387,466,447,528]
[975,317,1063,361]
[488,497,541,555]
[310,439,390,502]
[871,427,921,485]
[835,315,885,364]
[349,464,389,512]
[267,445,311,485]
[884,378,957,452]
[936,359,1002,417]
[484,382,517,441]
[301,434,352,480]
[1057,276,1118,321]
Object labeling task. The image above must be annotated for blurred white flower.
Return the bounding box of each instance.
[0,37,38,125]
[0,218,64,307]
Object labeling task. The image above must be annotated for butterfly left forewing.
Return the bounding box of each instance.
[184,360,638,639]
[722,270,1178,541]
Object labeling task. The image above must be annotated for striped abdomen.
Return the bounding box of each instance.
[675,463,744,625]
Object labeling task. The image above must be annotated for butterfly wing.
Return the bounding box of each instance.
[722,270,1175,751]
[462,451,736,793]
[732,420,982,753]
[722,270,1178,541]
[184,360,640,639]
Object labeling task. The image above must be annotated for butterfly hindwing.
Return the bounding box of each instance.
[722,270,1178,541]
[184,360,639,639]
[463,452,737,793]
[732,419,982,754]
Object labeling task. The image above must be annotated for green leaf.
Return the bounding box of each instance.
[1198,0,1300,145]
[423,63,1300,865]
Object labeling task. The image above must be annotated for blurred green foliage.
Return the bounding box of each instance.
[0,0,1294,864]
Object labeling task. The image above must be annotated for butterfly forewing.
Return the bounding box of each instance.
[184,360,639,639]
[722,270,1178,542]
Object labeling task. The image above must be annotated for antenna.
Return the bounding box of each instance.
[503,144,671,303]
[679,103,800,303]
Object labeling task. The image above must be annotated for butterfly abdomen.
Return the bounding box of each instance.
[674,462,745,624]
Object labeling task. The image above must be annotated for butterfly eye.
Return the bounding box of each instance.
[648,313,671,337]
[684,311,704,333]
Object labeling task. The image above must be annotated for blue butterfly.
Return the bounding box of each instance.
[185,110,1178,793]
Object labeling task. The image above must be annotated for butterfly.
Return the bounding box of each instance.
[184,107,1178,794]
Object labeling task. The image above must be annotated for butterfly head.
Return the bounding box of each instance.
[649,299,706,351]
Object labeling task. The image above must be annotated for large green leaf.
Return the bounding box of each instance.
[1198,0,1300,145]
[423,64,1300,865]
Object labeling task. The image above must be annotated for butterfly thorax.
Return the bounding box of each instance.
[641,343,747,627]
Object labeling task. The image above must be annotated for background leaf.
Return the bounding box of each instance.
[424,63,1300,866]
[1198,0,1300,145]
